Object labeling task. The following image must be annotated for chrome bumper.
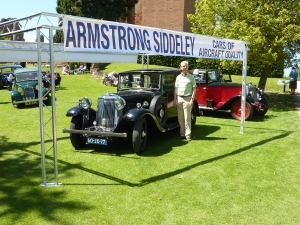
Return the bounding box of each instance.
[62,128,127,138]
[13,97,48,104]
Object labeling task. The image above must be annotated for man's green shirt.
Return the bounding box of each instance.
[175,73,196,96]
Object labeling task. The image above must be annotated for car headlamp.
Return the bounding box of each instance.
[18,87,23,93]
[81,97,92,109]
[114,97,126,110]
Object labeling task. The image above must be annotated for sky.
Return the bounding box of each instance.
[0,0,57,41]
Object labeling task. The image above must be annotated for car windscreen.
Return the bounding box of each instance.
[15,72,38,82]
[119,73,160,89]
[0,67,21,74]
[207,70,222,82]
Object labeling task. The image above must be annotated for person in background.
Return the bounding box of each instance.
[74,63,83,74]
[80,63,87,73]
[173,61,196,142]
[54,72,61,86]
[62,65,69,75]
[7,73,14,90]
[289,66,298,95]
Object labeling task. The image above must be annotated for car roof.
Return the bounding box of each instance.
[0,65,23,69]
[14,68,39,74]
[119,68,180,74]
[192,69,221,73]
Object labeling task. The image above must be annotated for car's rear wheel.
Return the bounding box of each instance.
[70,116,86,149]
[132,117,147,154]
[231,100,253,120]
[149,96,168,127]
[191,104,197,128]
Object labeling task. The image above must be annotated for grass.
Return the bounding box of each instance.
[0,63,300,225]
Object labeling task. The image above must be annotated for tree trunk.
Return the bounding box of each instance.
[258,65,272,90]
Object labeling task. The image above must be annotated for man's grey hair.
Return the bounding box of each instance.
[180,61,188,66]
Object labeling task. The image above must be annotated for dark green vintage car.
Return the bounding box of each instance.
[11,68,51,108]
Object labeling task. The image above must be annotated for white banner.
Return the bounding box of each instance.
[63,15,247,61]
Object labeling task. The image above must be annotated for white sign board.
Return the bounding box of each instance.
[63,15,246,61]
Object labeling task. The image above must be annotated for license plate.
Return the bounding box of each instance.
[86,137,108,146]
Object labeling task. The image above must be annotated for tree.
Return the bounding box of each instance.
[188,0,300,89]
[56,0,138,21]
[54,0,138,44]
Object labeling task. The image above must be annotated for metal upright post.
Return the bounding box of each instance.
[49,27,59,185]
[37,30,47,185]
[240,46,249,134]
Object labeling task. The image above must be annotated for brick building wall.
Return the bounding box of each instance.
[127,0,195,32]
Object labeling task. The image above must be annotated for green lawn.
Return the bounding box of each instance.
[0,63,300,225]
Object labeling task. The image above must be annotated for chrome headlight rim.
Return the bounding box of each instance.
[114,97,126,110]
[81,97,92,109]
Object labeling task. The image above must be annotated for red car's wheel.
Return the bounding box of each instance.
[231,100,253,120]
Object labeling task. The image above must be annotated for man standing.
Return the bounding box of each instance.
[289,66,298,95]
[174,61,196,141]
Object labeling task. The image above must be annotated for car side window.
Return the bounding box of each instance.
[162,74,175,91]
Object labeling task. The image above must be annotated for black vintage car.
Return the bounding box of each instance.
[63,68,201,154]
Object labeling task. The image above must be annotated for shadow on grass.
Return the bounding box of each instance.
[267,92,296,112]
[0,101,10,105]
[47,129,293,187]
[138,130,293,186]
[0,128,292,191]
[0,136,93,224]
[76,123,224,157]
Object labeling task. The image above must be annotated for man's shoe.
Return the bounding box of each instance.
[186,137,191,141]
[177,136,185,139]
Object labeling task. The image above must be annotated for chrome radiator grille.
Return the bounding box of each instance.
[96,97,122,131]
[24,87,35,100]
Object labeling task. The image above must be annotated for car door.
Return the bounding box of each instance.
[162,73,177,118]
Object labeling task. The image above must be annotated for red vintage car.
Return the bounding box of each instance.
[192,69,268,120]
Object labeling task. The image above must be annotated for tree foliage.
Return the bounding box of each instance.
[188,0,300,89]
[56,0,138,21]
[54,0,138,43]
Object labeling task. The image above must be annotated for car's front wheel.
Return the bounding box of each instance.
[12,99,24,109]
[253,96,268,116]
[132,117,147,154]
[70,116,86,149]
[231,100,253,120]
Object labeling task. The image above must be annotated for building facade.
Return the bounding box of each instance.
[127,0,195,32]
